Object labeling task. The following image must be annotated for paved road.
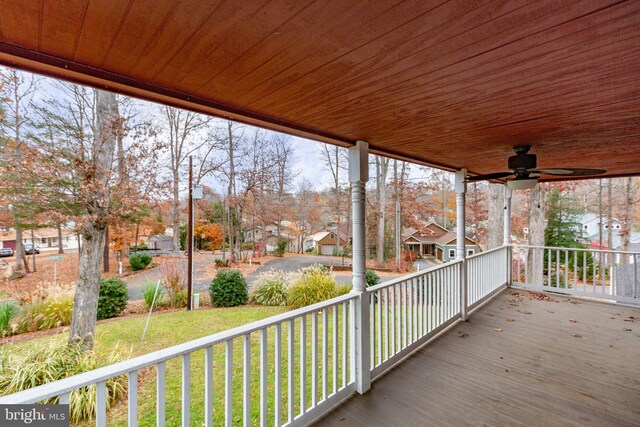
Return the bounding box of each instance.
[245,255,351,285]
[126,253,219,300]
[126,254,439,301]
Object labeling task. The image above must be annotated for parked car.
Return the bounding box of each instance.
[0,247,14,257]
[24,244,40,255]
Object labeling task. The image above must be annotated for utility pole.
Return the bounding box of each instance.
[394,160,401,270]
[187,156,194,310]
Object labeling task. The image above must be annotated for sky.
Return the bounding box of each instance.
[8,65,439,196]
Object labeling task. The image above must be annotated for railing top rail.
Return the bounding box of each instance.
[367,260,463,292]
[0,292,357,404]
[467,245,508,260]
[513,244,640,256]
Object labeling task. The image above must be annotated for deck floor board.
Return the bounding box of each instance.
[315,289,640,426]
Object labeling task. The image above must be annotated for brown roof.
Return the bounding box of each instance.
[1,2,638,180]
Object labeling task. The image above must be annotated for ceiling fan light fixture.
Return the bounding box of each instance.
[507,178,538,190]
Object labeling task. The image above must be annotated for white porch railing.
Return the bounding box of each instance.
[0,248,511,426]
[467,246,509,309]
[512,245,639,304]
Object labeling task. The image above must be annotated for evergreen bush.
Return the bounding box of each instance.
[97,277,128,320]
[209,270,248,307]
[129,253,152,271]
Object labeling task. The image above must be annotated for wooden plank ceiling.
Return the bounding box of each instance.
[1,0,639,179]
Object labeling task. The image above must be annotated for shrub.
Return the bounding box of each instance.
[97,277,128,320]
[301,263,330,276]
[16,296,74,332]
[159,261,186,300]
[0,301,18,335]
[335,284,352,296]
[0,342,126,423]
[129,252,152,271]
[366,269,381,288]
[170,290,188,308]
[209,270,248,307]
[141,281,165,310]
[215,258,228,268]
[287,269,338,309]
[273,237,288,257]
[250,270,290,306]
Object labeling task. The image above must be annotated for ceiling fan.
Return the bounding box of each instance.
[466,146,606,190]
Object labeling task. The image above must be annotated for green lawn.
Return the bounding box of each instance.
[1,301,441,426]
[0,304,353,426]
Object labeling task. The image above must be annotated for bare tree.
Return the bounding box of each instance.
[376,155,390,266]
[319,145,347,236]
[69,90,118,349]
[0,68,38,272]
[272,134,295,237]
[527,184,545,285]
[486,184,504,249]
[620,177,637,261]
[163,107,212,251]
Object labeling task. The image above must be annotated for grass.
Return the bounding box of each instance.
[1,298,443,426]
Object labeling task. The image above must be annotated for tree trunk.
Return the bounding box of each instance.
[14,227,29,272]
[376,156,389,266]
[607,178,614,256]
[103,225,110,273]
[487,184,504,249]
[598,179,603,249]
[57,223,64,254]
[172,171,180,251]
[621,177,634,264]
[527,184,545,285]
[69,90,118,350]
[30,227,37,272]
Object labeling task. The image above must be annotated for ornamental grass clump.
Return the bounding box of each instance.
[141,281,165,310]
[0,301,18,335]
[287,265,339,309]
[250,270,290,306]
[0,342,127,423]
[16,295,74,333]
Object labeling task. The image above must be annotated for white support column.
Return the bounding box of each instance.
[349,140,370,394]
[503,185,513,287]
[455,169,468,321]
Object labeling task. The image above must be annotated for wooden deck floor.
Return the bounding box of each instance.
[315,289,640,427]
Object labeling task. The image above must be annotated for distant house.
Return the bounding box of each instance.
[403,222,480,262]
[577,213,622,238]
[147,234,175,251]
[306,230,348,256]
[0,227,79,251]
[244,221,302,253]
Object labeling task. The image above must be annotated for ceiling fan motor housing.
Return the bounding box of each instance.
[508,152,536,171]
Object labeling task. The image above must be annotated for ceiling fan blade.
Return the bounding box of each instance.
[532,168,607,177]
[466,172,514,182]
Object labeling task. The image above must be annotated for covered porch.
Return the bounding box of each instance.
[0,1,639,426]
[317,289,640,426]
